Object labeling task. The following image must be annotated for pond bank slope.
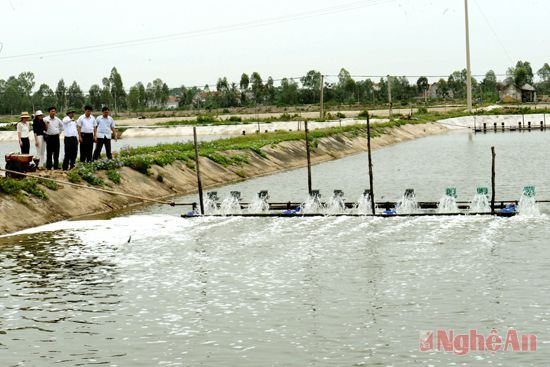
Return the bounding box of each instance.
[0,123,446,235]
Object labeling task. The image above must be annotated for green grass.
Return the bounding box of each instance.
[0,177,53,201]
[107,169,121,184]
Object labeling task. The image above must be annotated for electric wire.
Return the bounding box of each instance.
[0,0,396,62]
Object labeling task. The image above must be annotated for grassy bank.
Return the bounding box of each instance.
[1,119,428,199]
[152,106,550,128]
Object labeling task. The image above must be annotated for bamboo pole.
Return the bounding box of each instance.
[0,168,174,205]
[491,146,496,214]
[193,126,205,214]
[305,120,312,195]
[367,113,376,215]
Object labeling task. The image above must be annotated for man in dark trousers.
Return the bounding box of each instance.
[43,106,63,170]
[77,106,96,162]
[62,108,79,170]
[93,107,117,160]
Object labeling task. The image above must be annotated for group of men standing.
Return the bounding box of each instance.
[26,106,117,170]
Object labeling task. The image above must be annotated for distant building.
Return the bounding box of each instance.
[166,96,179,109]
[499,83,537,103]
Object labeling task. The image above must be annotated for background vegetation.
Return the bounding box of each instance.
[1,61,549,116]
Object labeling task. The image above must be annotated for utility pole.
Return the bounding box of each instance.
[320,74,325,120]
[464,0,473,113]
[387,75,393,117]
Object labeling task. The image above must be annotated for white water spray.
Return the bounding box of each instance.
[470,188,490,213]
[248,195,270,213]
[220,193,242,215]
[518,186,540,216]
[438,188,459,213]
[354,193,372,215]
[324,192,346,215]
[396,189,419,214]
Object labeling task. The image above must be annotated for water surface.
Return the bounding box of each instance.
[1,130,549,366]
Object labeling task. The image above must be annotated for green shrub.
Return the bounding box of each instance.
[228,116,242,122]
[67,169,81,183]
[38,179,59,190]
[336,112,346,119]
[107,169,121,184]
[417,106,428,114]
[196,114,218,124]
[0,177,47,200]
[357,110,370,118]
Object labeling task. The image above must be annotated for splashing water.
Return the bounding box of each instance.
[301,196,322,214]
[438,195,459,213]
[396,192,419,214]
[354,194,372,215]
[247,197,270,213]
[324,195,347,215]
[470,193,490,213]
[518,188,540,216]
[220,195,242,215]
[204,198,219,214]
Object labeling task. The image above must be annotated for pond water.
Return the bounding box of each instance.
[1,130,550,366]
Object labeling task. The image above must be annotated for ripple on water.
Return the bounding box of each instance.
[1,213,549,366]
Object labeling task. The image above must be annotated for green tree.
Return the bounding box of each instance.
[277,78,299,106]
[109,67,127,111]
[334,68,356,103]
[436,79,450,98]
[55,79,67,111]
[17,72,35,111]
[128,85,140,111]
[3,77,21,114]
[32,83,57,110]
[250,72,263,103]
[536,63,550,94]
[101,77,112,107]
[507,61,534,86]
[416,76,429,95]
[239,73,250,90]
[480,70,499,102]
[264,77,275,105]
[88,84,102,110]
[67,81,85,110]
[300,70,321,104]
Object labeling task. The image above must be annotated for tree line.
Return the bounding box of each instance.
[1,61,549,115]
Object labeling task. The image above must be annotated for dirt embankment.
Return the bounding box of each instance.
[0,123,447,235]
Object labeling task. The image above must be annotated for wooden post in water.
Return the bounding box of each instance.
[367,113,376,215]
[193,126,205,215]
[491,146,496,214]
[305,120,313,195]
[320,75,325,120]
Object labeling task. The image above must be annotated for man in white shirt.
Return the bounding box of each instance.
[62,108,79,170]
[93,106,117,160]
[77,105,96,163]
[43,106,63,170]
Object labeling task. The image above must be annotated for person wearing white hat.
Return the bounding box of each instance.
[17,112,31,154]
[32,110,47,167]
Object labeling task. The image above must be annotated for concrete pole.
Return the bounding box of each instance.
[387,75,393,117]
[464,0,473,113]
[320,75,325,120]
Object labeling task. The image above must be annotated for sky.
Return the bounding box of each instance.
[0,0,549,91]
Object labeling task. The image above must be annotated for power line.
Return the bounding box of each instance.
[0,0,396,62]
[472,0,514,64]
